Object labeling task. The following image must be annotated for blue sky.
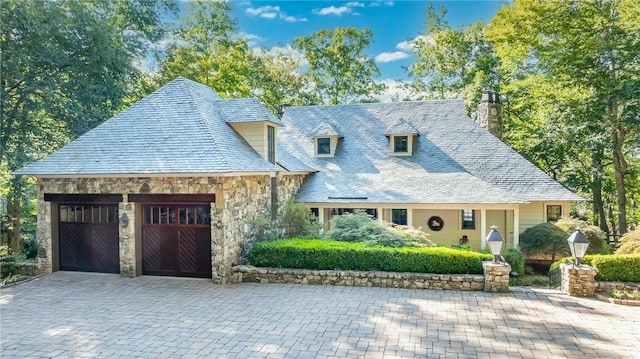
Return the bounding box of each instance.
[228,1,506,81]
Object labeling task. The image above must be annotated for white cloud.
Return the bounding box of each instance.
[246,5,307,22]
[254,45,309,71]
[313,2,366,16]
[373,79,427,103]
[396,41,413,52]
[375,51,410,63]
[239,32,264,47]
[346,2,365,8]
[369,1,394,7]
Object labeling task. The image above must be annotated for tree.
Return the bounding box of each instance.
[1,0,175,252]
[486,0,640,235]
[408,4,501,114]
[519,223,570,261]
[293,27,385,105]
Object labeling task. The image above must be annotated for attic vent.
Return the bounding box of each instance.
[328,196,368,200]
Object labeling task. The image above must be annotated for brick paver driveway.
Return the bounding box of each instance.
[1,272,639,358]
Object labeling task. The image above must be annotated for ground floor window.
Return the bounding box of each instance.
[461,209,475,229]
[547,205,562,222]
[391,209,407,225]
[331,208,377,219]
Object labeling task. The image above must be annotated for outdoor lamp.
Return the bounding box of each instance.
[567,228,589,267]
[486,225,504,263]
[120,213,129,228]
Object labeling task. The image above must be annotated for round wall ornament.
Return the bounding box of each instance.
[428,216,444,231]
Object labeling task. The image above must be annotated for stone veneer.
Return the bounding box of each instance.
[560,263,597,297]
[232,265,486,291]
[482,261,511,293]
[36,174,305,283]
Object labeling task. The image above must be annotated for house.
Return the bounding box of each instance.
[277,91,582,250]
[14,78,581,282]
[13,77,307,283]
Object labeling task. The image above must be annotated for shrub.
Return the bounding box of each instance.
[549,254,640,282]
[248,239,492,274]
[383,224,435,247]
[325,211,406,246]
[554,218,609,254]
[21,236,38,259]
[502,248,525,277]
[519,223,569,261]
[281,201,321,238]
[615,228,640,254]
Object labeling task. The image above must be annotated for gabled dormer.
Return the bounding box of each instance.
[312,122,342,157]
[385,118,418,156]
[220,99,283,164]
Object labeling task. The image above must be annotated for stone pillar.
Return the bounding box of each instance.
[560,263,596,297]
[119,194,137,278]
[483,261,511,293]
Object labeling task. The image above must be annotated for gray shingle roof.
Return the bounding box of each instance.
[312,123,342,137]
[278,101,582,204]
[384,118,418,136]
[218,98,283,125]
[14,77,280,176]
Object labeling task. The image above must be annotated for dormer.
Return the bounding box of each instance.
[312,122,342,157]
[385,118,418,156]
[221,99,283,164]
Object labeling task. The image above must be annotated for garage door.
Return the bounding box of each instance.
[59,203,120,273]
[141,204,212,278]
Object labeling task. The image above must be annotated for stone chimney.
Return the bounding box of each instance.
[477,90,503,140]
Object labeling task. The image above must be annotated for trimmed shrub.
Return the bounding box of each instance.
[615,228,640,254]
[554,218,609,254]
[519,222,569,261]
[549,254,640,282]
[281,201,321,238]
[248,239,492,274]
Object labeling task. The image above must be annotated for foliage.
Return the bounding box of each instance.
[554,218,609,255]
[293,27,385,104]
[408,4,501,114]
[248,239,492,274]
[609,288,625,299]
[486,0,640,235]
[324,211,434,248]
[550,254,640,282]
[0,274,30,287]
[281,201,321,239]
[20,236,38,260]
[615,228,640,254]
[519,223,570,261]
[509,275,548,287]
[502,248,525,277]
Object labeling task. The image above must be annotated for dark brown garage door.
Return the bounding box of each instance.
[59,204,120,273]
[141,204,212,278]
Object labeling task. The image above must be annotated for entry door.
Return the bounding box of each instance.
[141,204,212,278]
[59,204,120,273]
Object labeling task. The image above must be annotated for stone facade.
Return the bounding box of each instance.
[594,281,640,293]
[482,261,511,293]
[232,265,485,291]
[36,174,305,283]
[560,264,596,297]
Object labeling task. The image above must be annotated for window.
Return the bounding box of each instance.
[393,135,408,153]
[461,209,475,229]
[547,205,562,222]
[392,209,407,225]
[143,205,210,226]
[267,125,275,164]
[316,137,331,155]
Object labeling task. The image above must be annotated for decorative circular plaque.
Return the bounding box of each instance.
[428,216,444,231]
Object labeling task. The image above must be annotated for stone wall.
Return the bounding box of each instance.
[232,265,485,291]
[0,262,39,278]
[37,174,306,283]
[560,264,597,297]
[482,261,511,293]
[594,281,640,293]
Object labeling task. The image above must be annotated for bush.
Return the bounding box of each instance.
[248,239,492,274]
[281,201,321,239]
[21,236,38,259]
[519,222,569,261]
[549,254,640,282]
[502,248,525,277]
[615,228,640,254]
[554,218,609,254]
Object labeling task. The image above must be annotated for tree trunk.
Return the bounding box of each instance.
[7,190,21,254]
[591,153,609,234]
[611,121,628,235]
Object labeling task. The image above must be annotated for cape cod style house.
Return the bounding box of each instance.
[14,77,581,282]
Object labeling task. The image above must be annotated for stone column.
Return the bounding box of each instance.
[560,263,596,297]
[483,261,511,293]
[119,194,137,278]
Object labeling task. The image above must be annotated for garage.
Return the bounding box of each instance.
[57,200,121,274]
[135,195,213,278]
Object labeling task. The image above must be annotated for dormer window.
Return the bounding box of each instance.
[385,118,418,156]
[393,135,409,153]
[312,122,342,158]
[316,137,331,155]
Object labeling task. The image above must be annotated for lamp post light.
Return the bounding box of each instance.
[567,228,589,267]
[486,225,504,264]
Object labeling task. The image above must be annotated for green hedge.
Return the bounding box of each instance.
[549,254,640,282]
[248,239,493,274]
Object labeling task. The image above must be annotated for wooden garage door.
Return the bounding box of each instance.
[141,204,212,278]
[59,204,120,273]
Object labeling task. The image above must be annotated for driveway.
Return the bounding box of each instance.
[1,272,639,359]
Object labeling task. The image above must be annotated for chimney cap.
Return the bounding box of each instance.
[481,90,500,104]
